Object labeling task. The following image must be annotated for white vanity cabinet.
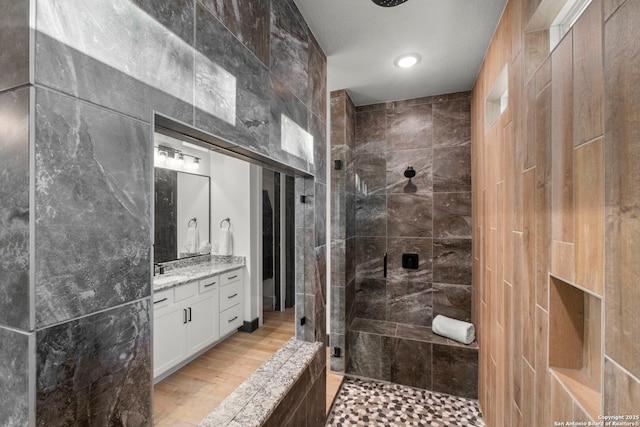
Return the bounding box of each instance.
[153,267,244,380]
[153,289,189,377]
[153,277,220,379]
[219,269,244,337]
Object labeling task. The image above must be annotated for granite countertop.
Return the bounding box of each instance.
[198,338,323,427]
[154,256,245,292]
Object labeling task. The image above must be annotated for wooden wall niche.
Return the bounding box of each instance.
[549,275,602,421]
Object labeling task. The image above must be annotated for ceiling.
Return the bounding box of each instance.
[293,0,507,106]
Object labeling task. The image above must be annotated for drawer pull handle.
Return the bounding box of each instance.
[227,275,238,280]
[228,316,238,323]
[204,282,217,288]
[154,297,168,305]
[228,293,238,299]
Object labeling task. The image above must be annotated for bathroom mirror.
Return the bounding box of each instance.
[154,168,211,263]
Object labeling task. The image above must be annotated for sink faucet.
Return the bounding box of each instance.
[154,263,165,275]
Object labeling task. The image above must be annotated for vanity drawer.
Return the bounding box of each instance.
[199,275,219,293]
[153,289,173,310]
[221,269,242,287]
[219,280,242,312]
[174,281,198,302]
[219,303,243,337]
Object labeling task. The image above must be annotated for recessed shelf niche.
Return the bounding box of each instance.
[549,275,602,421]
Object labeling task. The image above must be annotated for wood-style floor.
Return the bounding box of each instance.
[153,308,343,426]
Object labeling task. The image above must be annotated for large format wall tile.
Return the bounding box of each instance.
[195,5,270,156]
[347,329,384,380]
[270,0,309,104]
[604,0,640,381]
[355,194,386,237]
[0,0,29,92]
[386,149,433,194]
[355,109,387,153]
[310,111,327,184]
[433,239,472,286]
[199,0,269,65]
[133,0,195,45]
[308,37,327,124]
[384,336,432,389]
[355,278,386,321]
[433,283,472,322]
[355,237,386,280]
[386,238,433,286]
[269,74,308,156]
[0,88,30,330]
[386,104,433,151]
[433,99,471,147]
[433,146,472,192]
[387,281,433,326]
[0,327,29,426]
[433,192,472,239]
[355,152,387,195]
[387,194,433,238]
[34,89,151,327]
[432,344,478,398]
[36,0,195,124]
[36,300,151,425]
[314,183,326,246]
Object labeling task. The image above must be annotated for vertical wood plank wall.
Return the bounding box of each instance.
[472,0,640,425]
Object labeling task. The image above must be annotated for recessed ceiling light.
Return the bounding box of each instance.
[395,54,421,68]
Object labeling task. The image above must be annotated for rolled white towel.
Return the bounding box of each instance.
[432,314,475,344]
[219,228,232,255]
[185,225,199,254]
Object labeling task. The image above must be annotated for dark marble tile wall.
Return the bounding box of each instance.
[199,0,270,65]
[34,88,151,328]
[0,327,29,426]
[0,0,29,92]
[352,92,472,329]
[346,318,478,398]
[0,87,30,331]
[342,92,473,394]
[0,0,328,423]
[36,300,151,425]
[263,345,326,427]
[270,0,309,105]
[330,90,357,372]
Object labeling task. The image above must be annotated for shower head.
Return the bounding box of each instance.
[404,166,416,178]
[371,0,408,7]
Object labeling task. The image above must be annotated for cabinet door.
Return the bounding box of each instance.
[187,292,219,355]
[154,303,188,378]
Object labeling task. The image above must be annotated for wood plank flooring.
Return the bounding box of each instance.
[153,309,295,426]
[153,307,343,426]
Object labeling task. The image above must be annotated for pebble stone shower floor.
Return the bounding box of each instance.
[326,377,486,427]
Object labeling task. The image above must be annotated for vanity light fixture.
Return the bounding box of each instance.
[157,148,168,163]
[155,145,201,171]
[167,150,176,166]
[395,53,421,68]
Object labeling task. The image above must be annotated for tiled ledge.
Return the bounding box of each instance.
[347,318,478,399]
[199,338,324,427]
[349,318,478,349]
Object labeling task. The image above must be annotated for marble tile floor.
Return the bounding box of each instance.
[153,308,295,426]
[326,377,485,427]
